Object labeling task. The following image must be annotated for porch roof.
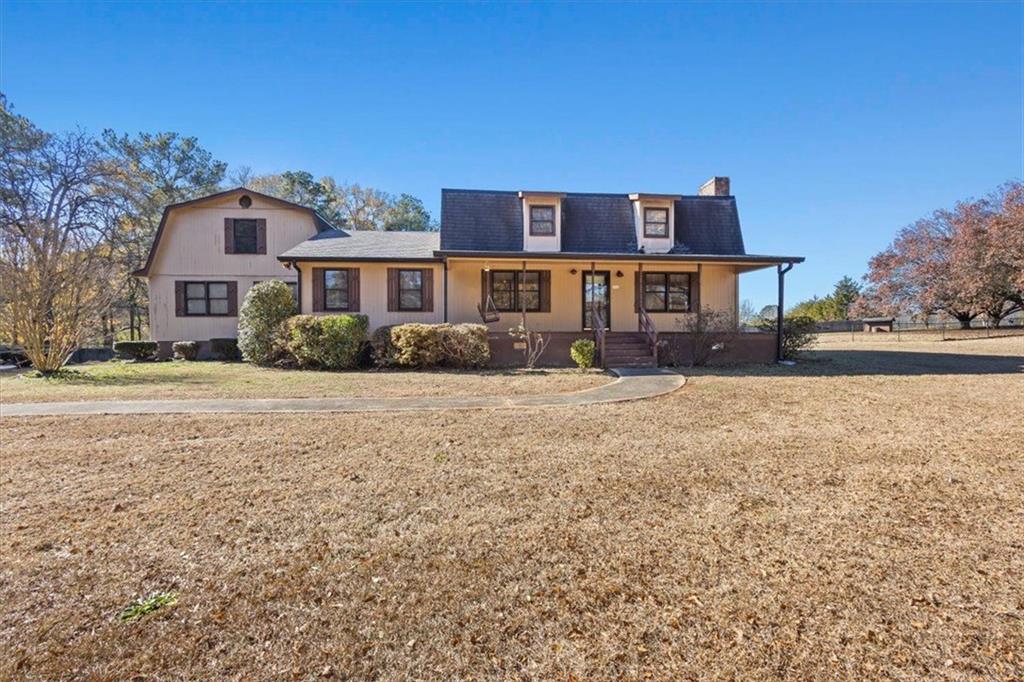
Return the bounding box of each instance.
[435,250,804,267]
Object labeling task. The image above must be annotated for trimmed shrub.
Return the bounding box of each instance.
[390,324,445,368]
[113,341,157,362]
[570,338,596,369]
[372,323,490,369]
[210,338,240,362]
[172,340,199,361]
[238,281,296,365]
[439,324,490,368]
[283,314,368,370]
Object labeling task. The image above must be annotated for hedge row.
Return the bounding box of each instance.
[371,323,489,369]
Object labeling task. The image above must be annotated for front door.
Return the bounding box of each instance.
[582,271,611,330]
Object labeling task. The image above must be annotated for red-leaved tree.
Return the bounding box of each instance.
[854,182,1024,328]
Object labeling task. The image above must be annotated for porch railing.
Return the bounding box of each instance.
[638,307,659,366]
[590,302,607,369]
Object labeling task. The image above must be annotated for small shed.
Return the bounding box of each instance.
[862,317,895,333]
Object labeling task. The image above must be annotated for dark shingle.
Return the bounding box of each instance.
[672,197,745,255]
[440,189,747,256]
[561,194,636,253]
[440,189,522,251]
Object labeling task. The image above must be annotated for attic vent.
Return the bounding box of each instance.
[239,195,252,208]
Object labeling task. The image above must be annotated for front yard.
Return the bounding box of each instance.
[0,361,610,403]
[1,337,1021,679]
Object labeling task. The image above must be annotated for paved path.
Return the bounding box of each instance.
[0,368,685,417]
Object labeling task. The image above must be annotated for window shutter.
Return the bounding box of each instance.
[175,281,186,317]
[692,266,701,313]
[634,272,641,312]
[387,268,399,312]
[312,268,325,312]
[481,269,489,308]
[227,281,239,316]
[348,268,360,312]
[224,219,235,254]
[256,219,267,254]
[422,269,434,312]
[539,270,551,312]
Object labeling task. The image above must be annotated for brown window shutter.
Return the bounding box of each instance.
[256,219,267,254]
[634,271,641,312]
[348,268,360,312]
[224,218,235,254]
[481,269,489,308]
[539,270,551,312]
[175,281,186,317]
[692,266,701,313]
[422,268,434,312]
[386,268,399,312]
[227,281,239,316]
[312,268,325,312]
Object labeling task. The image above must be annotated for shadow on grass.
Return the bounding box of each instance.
[684,348,1024,378]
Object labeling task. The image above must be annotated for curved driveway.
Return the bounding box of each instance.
[0,368,685,417]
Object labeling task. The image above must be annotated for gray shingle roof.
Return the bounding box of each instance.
[440,189,747,256]
[279,229,440,261]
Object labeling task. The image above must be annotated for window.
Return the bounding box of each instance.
[642,272,691,312]
[644,207,669,238]
[239,195,252,208]
[398,269,424,311]
[233,218,258,253]
[489,271,541,312]
[529,205,556,236]
[185,282,230,316]
[324,270,349,310]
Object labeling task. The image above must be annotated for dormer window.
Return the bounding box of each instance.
[529,205,556,236]
[644,208,669,238]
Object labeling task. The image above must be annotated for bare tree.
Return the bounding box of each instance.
[0,99,119,372]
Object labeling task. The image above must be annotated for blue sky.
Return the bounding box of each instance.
[2,1,1021,308]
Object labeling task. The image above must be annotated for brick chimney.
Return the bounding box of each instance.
[698,176,730,196]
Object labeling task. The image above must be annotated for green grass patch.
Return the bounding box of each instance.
[118,591,179,622]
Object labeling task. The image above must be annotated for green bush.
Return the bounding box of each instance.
[238,281,296,365]
[372,323,490,368]
[171,341,199,361]
[113,341,157,362]
[283,314,368,370]
[210,338,240,362]
[756,314,819,359]
[570,338,596,369]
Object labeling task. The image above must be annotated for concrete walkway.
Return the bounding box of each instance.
[0,368,685,417]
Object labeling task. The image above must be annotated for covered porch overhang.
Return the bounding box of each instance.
[438,251,804,363]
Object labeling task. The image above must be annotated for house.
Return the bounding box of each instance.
[137,178,803,366]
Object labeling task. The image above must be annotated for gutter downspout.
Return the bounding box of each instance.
[776,262,794,362]
[292,261,303,314]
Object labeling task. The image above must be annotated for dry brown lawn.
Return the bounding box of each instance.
[0,362,609,404]
[1,337,1022,680]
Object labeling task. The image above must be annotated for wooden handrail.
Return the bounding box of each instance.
[638,307,659,366]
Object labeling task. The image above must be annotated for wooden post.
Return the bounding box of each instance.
[637,262,643,331]
[521,260,527,324]
[776,262,793,362]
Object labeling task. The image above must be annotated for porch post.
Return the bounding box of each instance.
[637,262,643,331]
[442,258,448,323]
[521,260,527,321]
[776,262,793,362]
